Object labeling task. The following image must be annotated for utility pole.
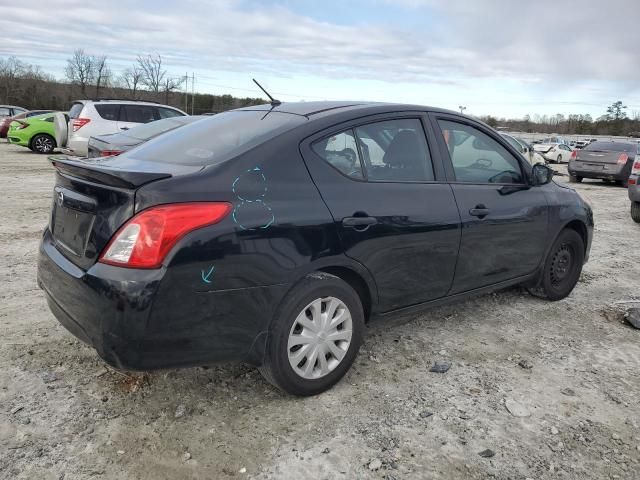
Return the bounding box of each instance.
[184,72,188,112]
[191,72,195,115]
[459,105,467,114]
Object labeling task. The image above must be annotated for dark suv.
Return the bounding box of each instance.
[38,102,593,395]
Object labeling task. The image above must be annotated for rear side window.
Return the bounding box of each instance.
[68,102,84,119]
[355,119,434,182]
[312,130,364,179]
[126,110,305,166]
[122,105,157,123]
[95,104,120,121]
[44,116,54,123]
[438,120,524,184]
[157,107,184,119]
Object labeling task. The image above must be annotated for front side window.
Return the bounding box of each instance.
[0,107,11,116]
[312,130,364,179]
[355,119,434,182]
[438,120,524,184]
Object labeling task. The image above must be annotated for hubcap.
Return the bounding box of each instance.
[550,243,573,286]
[35,136,53,152]
[287,296,353,380]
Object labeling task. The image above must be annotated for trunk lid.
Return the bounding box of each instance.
[575,150,624,164]
[48,155,202,269]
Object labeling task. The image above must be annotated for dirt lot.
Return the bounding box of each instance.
[1,142,639,480]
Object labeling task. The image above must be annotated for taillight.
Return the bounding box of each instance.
[99,150,123,157]
[617,153,629,165]
[570,150,577,160]
[99,203,232,269]
[629,178,637,185]
[632,161,640,174]
[72,118,91,132]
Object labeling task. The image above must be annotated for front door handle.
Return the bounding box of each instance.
[342,216,377,230]
[469,204,490,218]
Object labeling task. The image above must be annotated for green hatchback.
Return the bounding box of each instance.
[7,112,62,154]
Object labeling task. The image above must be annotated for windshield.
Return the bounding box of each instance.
[584,141,635,152]
[127,110,306,166]
[123,117,202,141]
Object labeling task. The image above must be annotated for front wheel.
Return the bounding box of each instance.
[569,174,582,183]
[529,229,584,301]
[631,202,640,223]
[259,273,364,396]
[31,134,55,154]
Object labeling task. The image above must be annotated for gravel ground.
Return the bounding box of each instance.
[1,142,639,480]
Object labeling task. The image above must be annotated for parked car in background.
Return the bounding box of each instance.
[1,110,54,138]
[7,112,61,154]
[627,158,640,222]
[38,101,593,396]
[541,136,570,146]
[0,105,27,118]
[534,143,573,163]
[87,116,206,158]
[501,133,547,165]
[59,100,188,157]
[568,141,637,187]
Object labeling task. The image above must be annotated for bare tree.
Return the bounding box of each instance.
[65,49,95,96]
[162,76,183,104]
[120,65,144,98]
[94,55,110,97]
[137,54,166,94]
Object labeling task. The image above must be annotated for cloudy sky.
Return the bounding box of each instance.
[2,0,639,118]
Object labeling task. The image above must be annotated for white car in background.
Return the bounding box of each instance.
[533,143,573,163]
[501,133,547,165]
[56,100,187,156]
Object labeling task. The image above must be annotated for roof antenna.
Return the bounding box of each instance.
[253,78,281,107]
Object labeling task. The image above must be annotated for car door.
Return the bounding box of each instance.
[301,114,461,312]
[429,114,549,294]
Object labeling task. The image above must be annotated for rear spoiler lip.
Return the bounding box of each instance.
[48,155,172,189]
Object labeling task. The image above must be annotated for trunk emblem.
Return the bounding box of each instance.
[57,191,64,207]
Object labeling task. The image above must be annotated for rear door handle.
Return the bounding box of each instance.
[469,204,490,218]
[342,216,377,229]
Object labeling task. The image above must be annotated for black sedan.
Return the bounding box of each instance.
[38,102,593,396]
[568,141,638,187]
[87,115,206,157]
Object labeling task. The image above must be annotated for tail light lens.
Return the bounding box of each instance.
[617,153,629,165]
[99,150,123,157]
[632,161,640,174]
[99,203,232,269]
[72,118,91,132]
[570,150,577,160]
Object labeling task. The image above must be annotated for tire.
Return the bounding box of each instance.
[569,174,582,183]
[631,202,640,223]
[259,272,365,396]
[617,178,629,188]
[31,134,55,154]
[528,229,584,301]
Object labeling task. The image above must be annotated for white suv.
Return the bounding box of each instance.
[60,100,187,156]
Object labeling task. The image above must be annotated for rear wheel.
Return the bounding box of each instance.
[31,134,55,154]
[259,273,364,396]
[631,202,640,223]
[617,178,629,188]
[528,229,584,301]
[569,174,582,183]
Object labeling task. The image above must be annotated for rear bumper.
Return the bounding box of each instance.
[629,176,640,202]
[568,161,627,181]
[38,229,285,370]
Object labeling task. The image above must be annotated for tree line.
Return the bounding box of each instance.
[2,51,639,136]
[0,50,263,114]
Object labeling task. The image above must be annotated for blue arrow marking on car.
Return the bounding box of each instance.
[201,266,215,284]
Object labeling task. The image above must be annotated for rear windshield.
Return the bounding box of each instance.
[69,102,84,119]
[124,117,200,141]
[584,141,635,152]
[126,110,305,166]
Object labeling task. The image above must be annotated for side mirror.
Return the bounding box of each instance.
[531,164,553,186]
